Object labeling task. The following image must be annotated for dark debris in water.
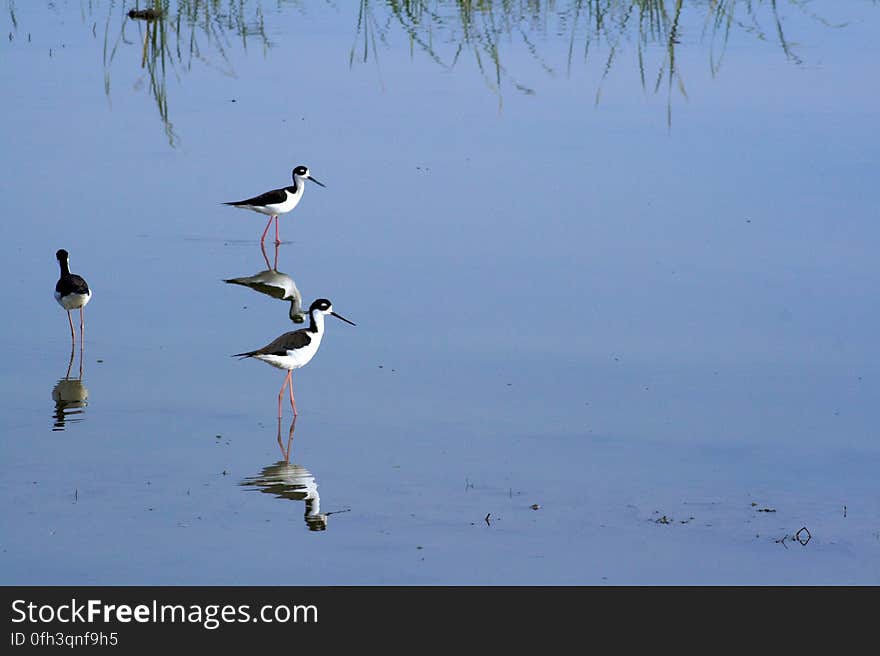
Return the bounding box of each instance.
[775,526,812,548]
[128,8,163,21]
[653,514,694,525]
[796,527,812,545]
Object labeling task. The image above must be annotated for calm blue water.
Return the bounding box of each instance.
[1,1,878,584]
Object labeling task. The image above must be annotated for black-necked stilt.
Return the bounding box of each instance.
[240,416,331,531]
[233,298,355,417]
[52,374,89,432]
[224,269,306,323]
[54,249,91,349]
[52,341,89,432]
[242,458,327,530]
[223,165,325,246]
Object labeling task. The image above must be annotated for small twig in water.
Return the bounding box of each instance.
[485,513,491,526]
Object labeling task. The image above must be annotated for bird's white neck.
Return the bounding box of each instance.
[309,310,326,335]
[291,176,307,194]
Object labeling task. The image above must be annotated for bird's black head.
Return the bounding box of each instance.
[56,249,69,262]
[292,165,325,187]
[309,298,333,313]
[309,298,356,326]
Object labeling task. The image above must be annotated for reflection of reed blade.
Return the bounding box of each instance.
[241,462,327,531]
[91,1,833,144]
[349,0,830,126]
[101,1,270,147]
[51,378,89,432]
[224,270,306,323]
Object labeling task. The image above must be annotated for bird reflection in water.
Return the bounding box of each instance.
[240,417,347,531]
[51,344,89,432]
[224,242,306,324]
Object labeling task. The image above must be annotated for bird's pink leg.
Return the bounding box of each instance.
[80,306,85,353]
[273,240,279,270]
[65,343,75,379]
[277,415,296,463]
[260,215,274,246]
[274,216,281,246]
[276,415,286,459]
[288,371,297,416]
[277,370,290,419]
[67,311,75,345]
[260,239,272,270]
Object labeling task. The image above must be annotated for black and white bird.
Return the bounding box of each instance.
[234,298,355,417]
[223,165,325,246]
[224,269,306,323]
[241,453,328,531]
[54,249,91,348]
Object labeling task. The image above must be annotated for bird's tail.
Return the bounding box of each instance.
[232,351,255,359]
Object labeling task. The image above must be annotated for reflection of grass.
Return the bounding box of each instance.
[350,0,847,124]
[7,0,846,144]
[101,1,275,147]
[359,1,543,111]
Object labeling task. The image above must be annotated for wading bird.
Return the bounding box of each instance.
[54,249,91,350]
[234,298,354,417]
[223,165,325,246]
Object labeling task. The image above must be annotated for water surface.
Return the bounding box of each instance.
[1,1,878,585]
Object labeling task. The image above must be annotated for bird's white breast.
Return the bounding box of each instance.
[55,290,91,310]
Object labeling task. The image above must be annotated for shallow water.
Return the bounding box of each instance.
[1,1,878,585]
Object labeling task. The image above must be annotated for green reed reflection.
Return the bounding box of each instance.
[68,0,851,143]
[350,0,846,122]
[101,0,275,146]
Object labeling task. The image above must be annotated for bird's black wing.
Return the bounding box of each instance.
[234,329,312,358]
[56,274,90,297]
[223,278,288,300]
[224,187,287,207]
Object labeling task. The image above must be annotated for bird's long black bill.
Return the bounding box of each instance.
[308,176,326,188]
[331,311,356,326]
